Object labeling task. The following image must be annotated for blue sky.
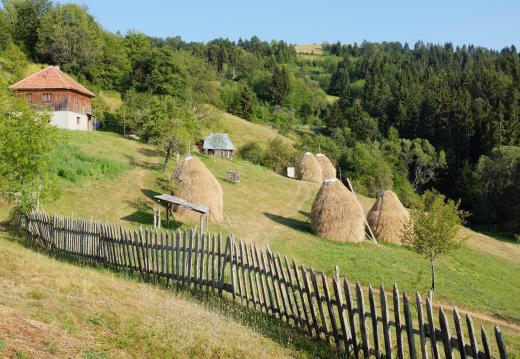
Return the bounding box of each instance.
[69,0,520,50]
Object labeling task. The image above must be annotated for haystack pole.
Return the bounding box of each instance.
[345,177,378,244]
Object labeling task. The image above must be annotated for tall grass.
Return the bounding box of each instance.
[50,143,129,183]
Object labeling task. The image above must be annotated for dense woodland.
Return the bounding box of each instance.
[0,0,519,234]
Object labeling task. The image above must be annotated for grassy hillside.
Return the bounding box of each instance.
[2,113,519,354]
[0,230,333,358]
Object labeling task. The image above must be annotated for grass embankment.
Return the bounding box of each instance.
[6,114,519,354]
[0,230,334,358]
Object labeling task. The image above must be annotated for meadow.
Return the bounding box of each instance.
[1,111,518,354]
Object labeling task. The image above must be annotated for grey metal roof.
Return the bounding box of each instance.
[203,133,235,151]
[154,194,209,214]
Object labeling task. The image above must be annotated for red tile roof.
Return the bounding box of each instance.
[9,66,95,97]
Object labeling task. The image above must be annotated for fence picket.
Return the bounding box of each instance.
[416,293,428,359]
[393,284,404,359]
[453,308,466,359]
[403,293,417,359]
[286,256,303,328]
[322,273,340,348]
[369,286,381,359]
[356,282,370,358]
[426,293,440,359]
[255,247,269,312]
[439,307,453,359]
[311,269,329,341]
[344,279,359,357]
[380,286,392,359]
[465,314,479,358]
[481,326,491,359]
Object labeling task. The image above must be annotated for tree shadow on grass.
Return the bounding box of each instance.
[263,212,312,233]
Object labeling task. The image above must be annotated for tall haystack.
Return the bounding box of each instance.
[297,152,323,183]
[316,153,336,179]
[172,156,224,222]
[311,178,365,243]
[366,190,409,244]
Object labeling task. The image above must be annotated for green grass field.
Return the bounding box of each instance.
[1,111,519,354]
[0,231,334,358]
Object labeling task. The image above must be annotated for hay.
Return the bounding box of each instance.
[296,152,323,183]
[316,153,336,179]
[366,190,409,244]
[171,156,224,222]
[311,179,365,243]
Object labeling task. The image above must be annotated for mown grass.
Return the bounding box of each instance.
[0,231,336,358]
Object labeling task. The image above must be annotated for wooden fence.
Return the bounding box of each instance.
[21,211,509,359]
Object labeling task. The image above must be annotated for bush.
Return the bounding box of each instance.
[237,138,296,174]
[237,141,264,165]
[262,138,297,174]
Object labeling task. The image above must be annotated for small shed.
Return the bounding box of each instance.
[202,133,235,159]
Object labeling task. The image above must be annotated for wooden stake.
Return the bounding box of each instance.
[346,177,378,244]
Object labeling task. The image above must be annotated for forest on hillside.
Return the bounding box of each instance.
[0,0,518,234]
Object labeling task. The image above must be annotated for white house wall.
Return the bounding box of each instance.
[50,111,91,131]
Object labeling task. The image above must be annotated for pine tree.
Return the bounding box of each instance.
[270,66,290,106]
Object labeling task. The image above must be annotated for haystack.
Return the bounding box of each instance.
[171,156,224,222]
[366,190,409,244]
[296,152,323,183]
[311,178,365,243]
[316,153,336,179]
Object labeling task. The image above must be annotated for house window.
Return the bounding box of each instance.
[42,93,51,102]
[77,117,80,125]
[27,93,32,102]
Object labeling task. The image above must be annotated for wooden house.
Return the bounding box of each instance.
[202,133,235,159]
[9,66,95,131]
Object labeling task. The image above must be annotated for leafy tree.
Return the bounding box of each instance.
[131,47,188,100]
[36,3,103,77]
[2,0,52,56]
[0,9,12,50]
[270,66,290,106]
[403,190,468,291]
[470,146,520,232]
[400,138,447,189]
[261,137,296,174]
[150,100,199,172]
[0,93,58,213]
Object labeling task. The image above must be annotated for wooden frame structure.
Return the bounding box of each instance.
[154,194,209,233]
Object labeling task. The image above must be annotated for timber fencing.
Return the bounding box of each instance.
[21,211,509,359]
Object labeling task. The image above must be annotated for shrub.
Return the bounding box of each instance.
[237,141,264,165]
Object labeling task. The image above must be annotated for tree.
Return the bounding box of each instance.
[403,190,468,291]
[400,138,447,189]
[234,83,256,120]
[270,66,290,106]
[36,3,103,77]
[2,0,52,56]
[0,93,58,213]
[151,101,198,172]
[131,47,188,100]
